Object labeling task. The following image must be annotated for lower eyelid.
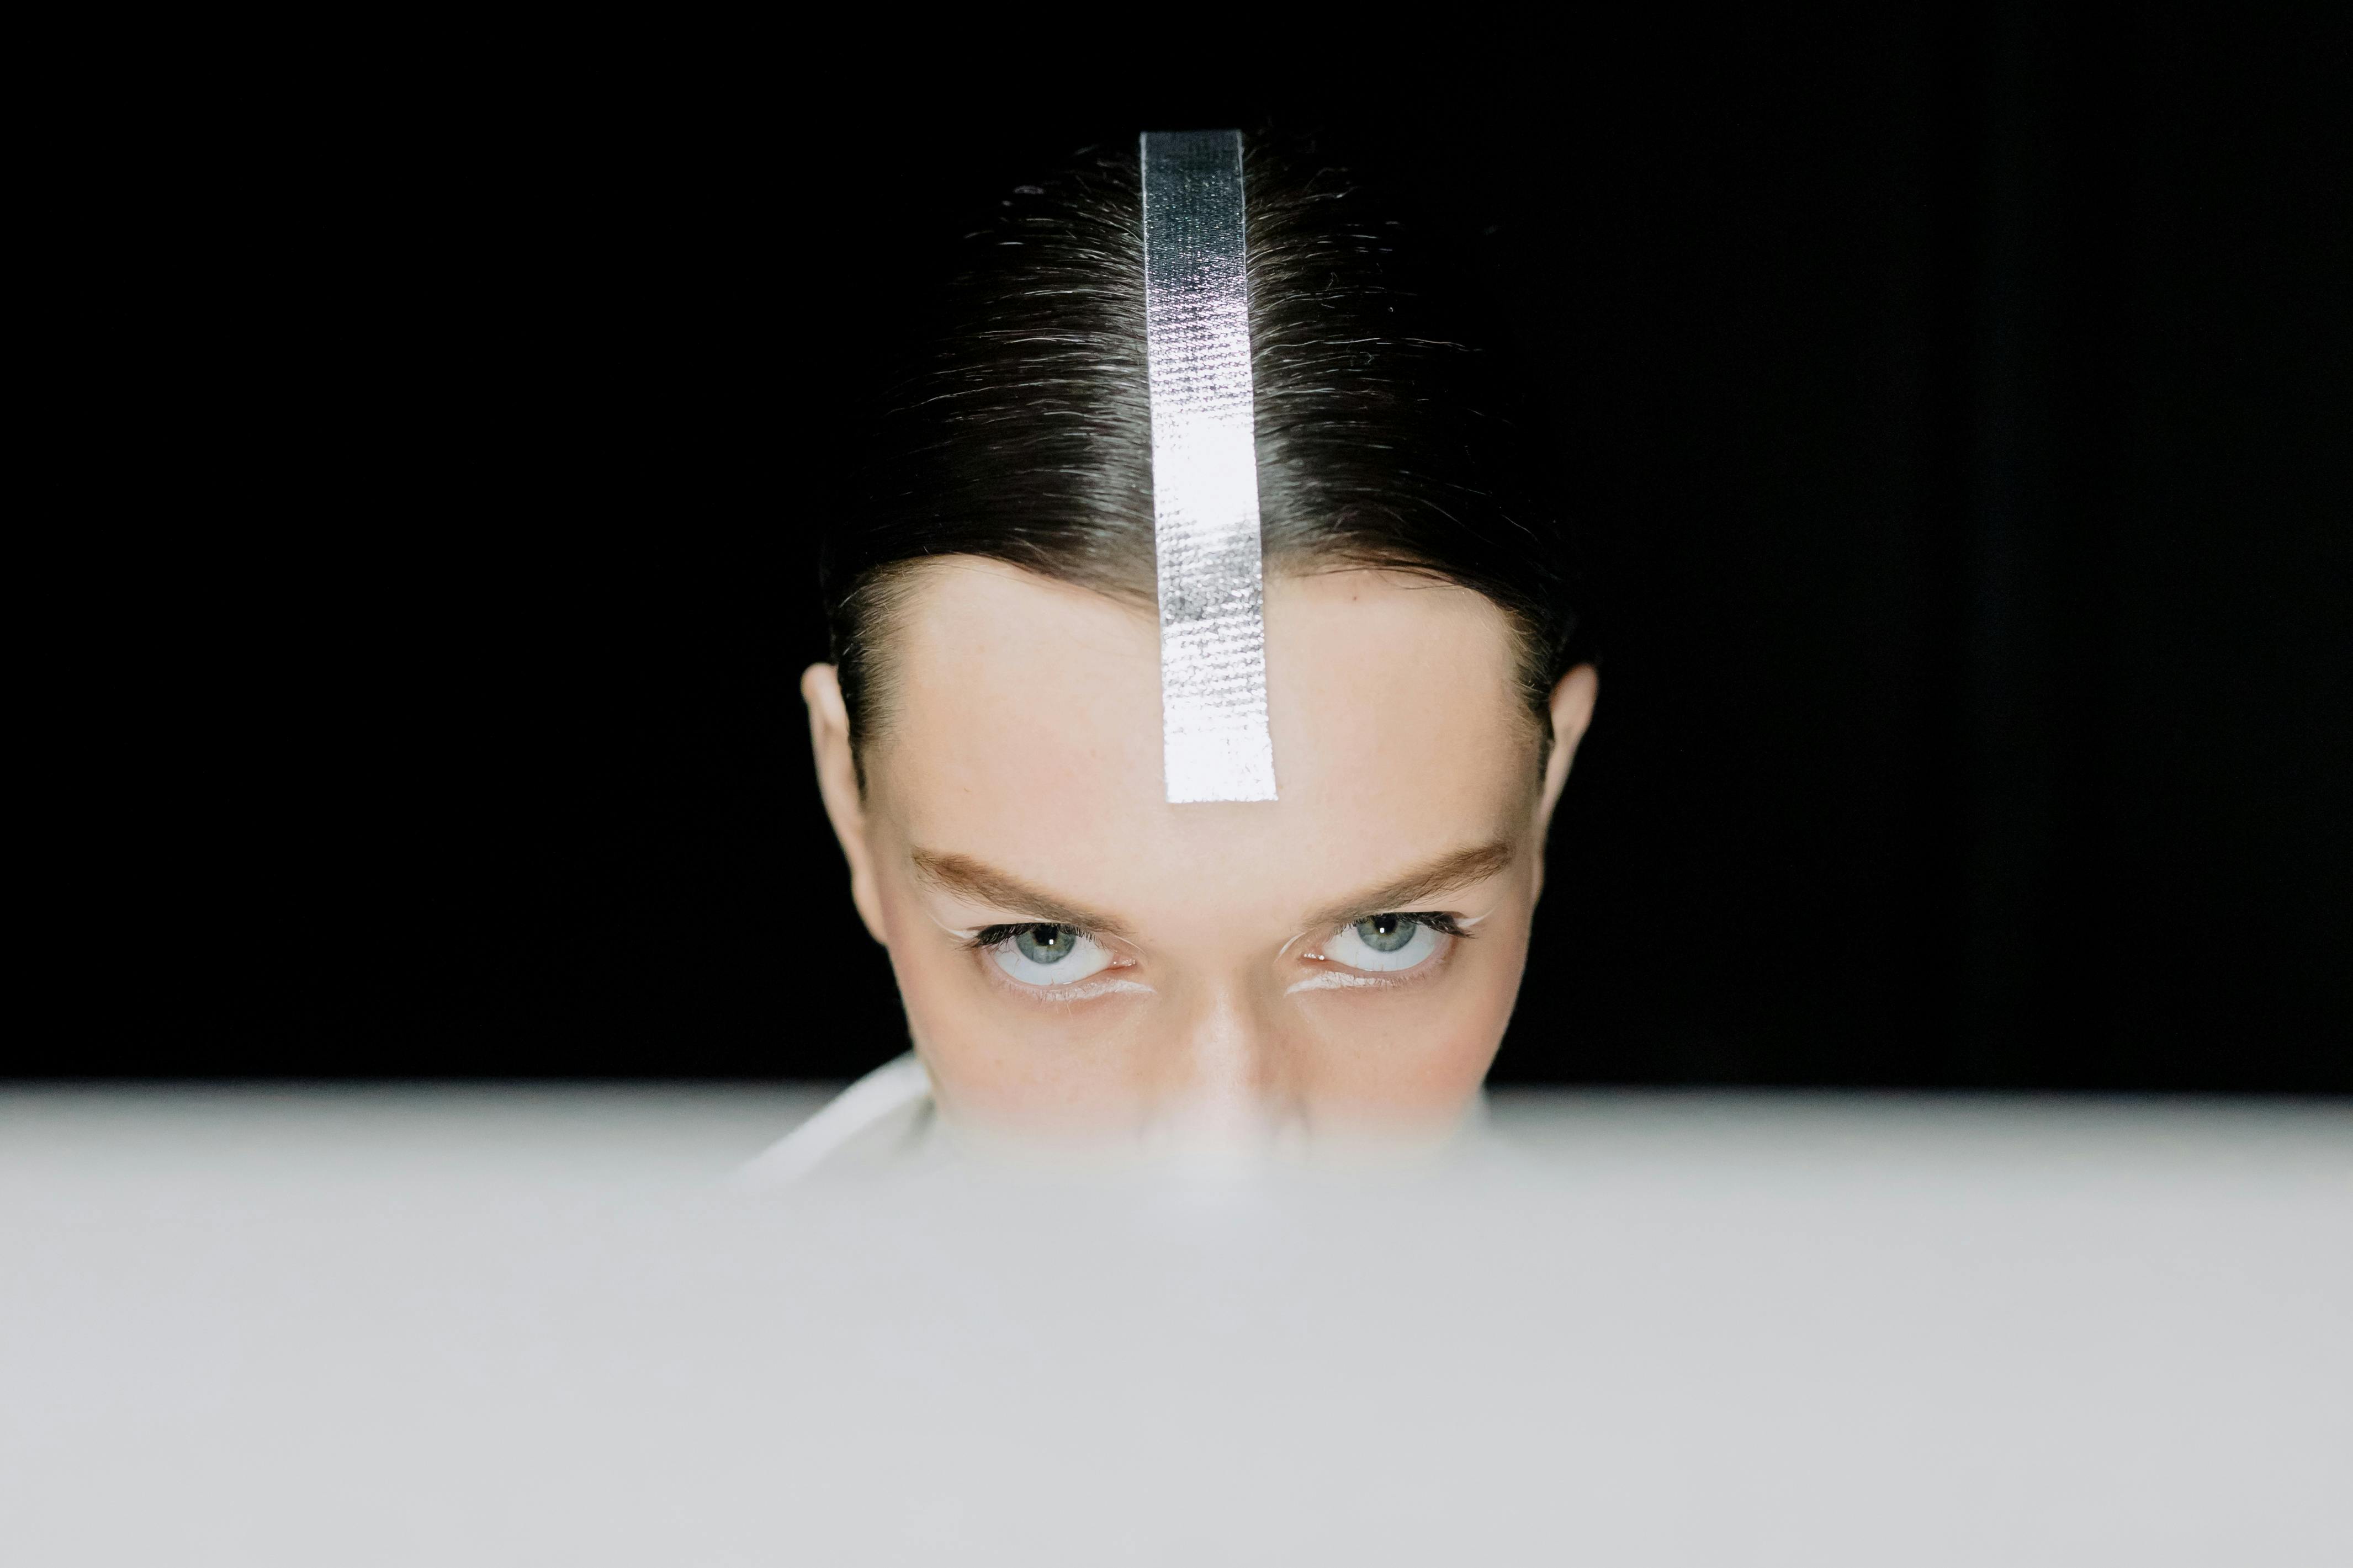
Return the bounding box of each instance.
[1011,976,1153,1003]
[1287,971,1404,994]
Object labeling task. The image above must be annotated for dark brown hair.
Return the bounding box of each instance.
[825,134,1586,763]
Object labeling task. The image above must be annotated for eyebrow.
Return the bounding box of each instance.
[907,838,1515,944]
[1301,840,1517,932]
[909,849,1138,940]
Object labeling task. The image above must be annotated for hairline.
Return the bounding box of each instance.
[839,552,1558,792]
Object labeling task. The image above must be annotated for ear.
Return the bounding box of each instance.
[802,663,888,945]
[1530,664,1599,897]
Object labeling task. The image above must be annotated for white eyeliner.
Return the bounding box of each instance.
[1022,977,1156,1003]
[1286,972,1398,994]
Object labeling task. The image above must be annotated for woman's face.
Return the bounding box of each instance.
[805,559,1596,1144]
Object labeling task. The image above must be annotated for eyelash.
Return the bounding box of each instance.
[964,922,1070,951]
[964,912,1472,1009]
[964,915,1475,950]
[1387,912,1471,941]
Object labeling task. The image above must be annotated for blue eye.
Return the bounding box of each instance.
[1013,926,1080,964]
[1324,913,1448,974]
[987,924,1116,987]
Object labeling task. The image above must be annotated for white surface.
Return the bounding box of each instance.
[733,1053,930,1187]
[3,1087,2347,1565]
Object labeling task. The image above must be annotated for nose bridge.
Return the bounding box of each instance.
[1184,981,1259,1103]
[1158,971,1296,1121]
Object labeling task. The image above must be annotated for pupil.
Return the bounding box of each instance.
[1015,925,1073,964]
[1372,915,1400,937]
[1356,913,1417,953]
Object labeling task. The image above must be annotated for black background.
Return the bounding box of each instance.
[51,11,2349,1088]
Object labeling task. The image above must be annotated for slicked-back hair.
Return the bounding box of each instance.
[824,133,1586,772]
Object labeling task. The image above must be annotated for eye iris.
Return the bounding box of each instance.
[1013,925,1075,964]
[1355,914,1418,954]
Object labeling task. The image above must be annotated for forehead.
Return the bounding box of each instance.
[868,559,1536,927]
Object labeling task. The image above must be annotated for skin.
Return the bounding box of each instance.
[804,557,1597,1147]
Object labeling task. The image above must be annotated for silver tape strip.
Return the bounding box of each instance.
[1142,129,1277,804]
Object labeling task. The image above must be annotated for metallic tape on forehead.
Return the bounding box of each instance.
[1141,129,1278,804]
